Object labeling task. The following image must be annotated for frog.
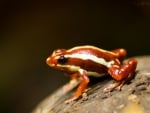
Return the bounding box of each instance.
[46,45,137,103]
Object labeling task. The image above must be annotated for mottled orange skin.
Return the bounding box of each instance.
[46,45,137,103]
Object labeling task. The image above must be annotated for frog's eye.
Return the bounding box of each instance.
[57,55,68,64]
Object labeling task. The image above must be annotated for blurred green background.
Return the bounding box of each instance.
[0,0,150,113]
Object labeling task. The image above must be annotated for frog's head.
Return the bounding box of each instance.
[46,49,68,69]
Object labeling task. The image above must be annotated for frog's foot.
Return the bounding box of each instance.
[65,96,79,104]
[103,81,125,92]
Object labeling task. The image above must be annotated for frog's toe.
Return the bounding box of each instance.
[65,96,78,104]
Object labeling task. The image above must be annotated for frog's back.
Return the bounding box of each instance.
[67,45,118,61]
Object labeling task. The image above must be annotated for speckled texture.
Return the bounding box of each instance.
[32,56,150,113]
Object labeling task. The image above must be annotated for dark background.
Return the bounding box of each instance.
[0,0,150,113]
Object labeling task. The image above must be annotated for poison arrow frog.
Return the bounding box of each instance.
[46,45,137,103]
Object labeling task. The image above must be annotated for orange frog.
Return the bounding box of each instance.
[46,45,137,103]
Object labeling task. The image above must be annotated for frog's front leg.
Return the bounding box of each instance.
[63,73,80,93]
[104,58,137,92]
[65,69,89,104]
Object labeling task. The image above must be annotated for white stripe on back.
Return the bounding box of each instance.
[65,53,114,68]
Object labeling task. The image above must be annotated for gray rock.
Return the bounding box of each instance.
[32,56,150,113]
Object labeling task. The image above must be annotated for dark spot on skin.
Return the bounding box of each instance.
[58,55,68,64]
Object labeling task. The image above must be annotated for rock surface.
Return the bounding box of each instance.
[32,56,150,113]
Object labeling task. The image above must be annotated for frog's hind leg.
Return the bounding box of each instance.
[111,49,127,62]
[104,58,137,92]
